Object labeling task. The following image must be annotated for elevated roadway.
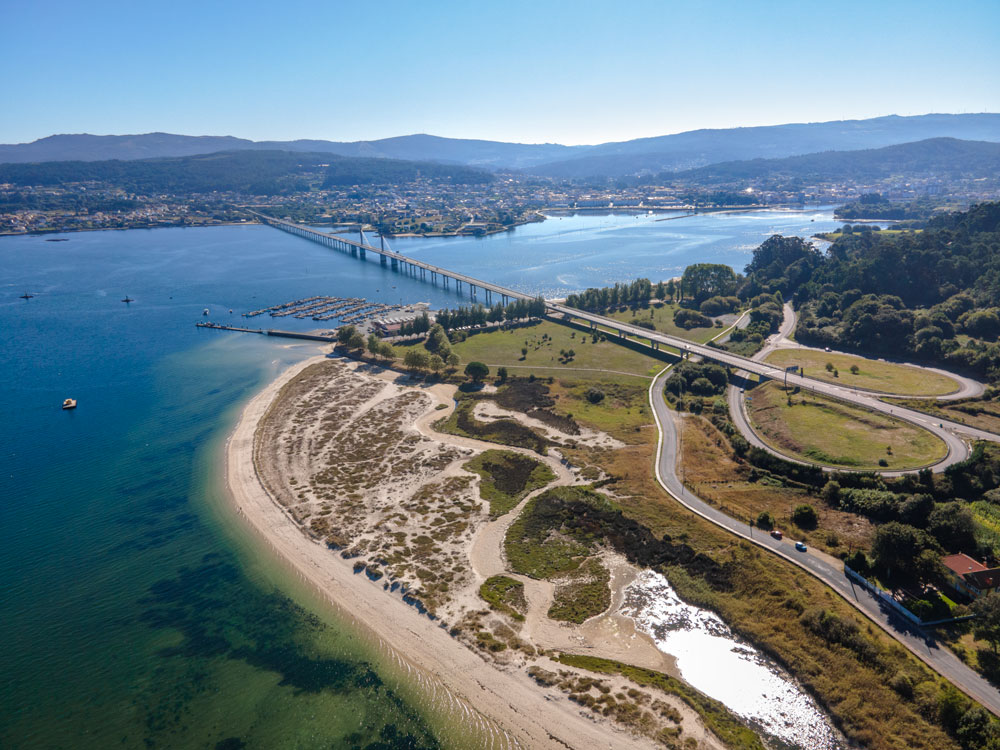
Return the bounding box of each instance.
[547,302,999,467]
[260,214,999,465]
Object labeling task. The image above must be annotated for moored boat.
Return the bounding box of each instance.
[62,398,77,410]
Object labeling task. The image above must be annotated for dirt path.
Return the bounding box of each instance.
[410,380,673,673]
[228,353,667,750]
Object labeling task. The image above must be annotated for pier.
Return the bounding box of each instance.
[197,322,337,342]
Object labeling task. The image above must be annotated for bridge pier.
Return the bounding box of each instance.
[485,289,492,304]
[380,255,387,266]
[391,258,398,270]
[359,248,365,260]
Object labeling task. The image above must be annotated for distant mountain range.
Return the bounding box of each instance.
[0,150,493,195]
[2,114,998,177]
[669,138,1000,185]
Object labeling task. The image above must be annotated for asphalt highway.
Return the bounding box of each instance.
[648,365,1000,715]
[549,303,1000,470]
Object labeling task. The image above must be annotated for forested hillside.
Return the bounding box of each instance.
[0,150,492,195]
[671,138,1000,186]
[741,203,1000,380]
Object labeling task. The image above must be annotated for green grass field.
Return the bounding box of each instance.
[450,320,664,384]
[764,348,960,396]
[602,301,724,344]
[814,229,922,242]
[746,382,947,470]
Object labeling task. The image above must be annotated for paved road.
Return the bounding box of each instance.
[763,304,985,401]
[648,365,1000,715]
[725,304,991,475]
[550,303,999,469]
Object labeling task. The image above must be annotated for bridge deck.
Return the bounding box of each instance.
[255,213,533,302]
[256,213,998,451]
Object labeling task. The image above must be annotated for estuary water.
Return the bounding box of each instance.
[0,209,840,749]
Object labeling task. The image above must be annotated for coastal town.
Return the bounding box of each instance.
[6,2,1000,746]
[4,158,996,236]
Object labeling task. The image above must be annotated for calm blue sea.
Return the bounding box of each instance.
[0,209,840,749]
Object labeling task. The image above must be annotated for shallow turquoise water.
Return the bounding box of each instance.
[0,210,837,748]
[0,227,452,749]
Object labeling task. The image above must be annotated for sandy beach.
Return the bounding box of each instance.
[226,351,724,749]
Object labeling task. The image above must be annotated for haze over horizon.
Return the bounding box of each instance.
[2,0,998,146]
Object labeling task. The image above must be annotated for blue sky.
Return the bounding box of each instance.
[1,0,998,145]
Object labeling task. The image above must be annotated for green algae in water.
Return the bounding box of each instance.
[132,553,441,750]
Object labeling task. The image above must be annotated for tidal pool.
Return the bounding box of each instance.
[622,570,847,750]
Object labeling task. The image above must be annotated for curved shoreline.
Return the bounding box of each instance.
[224,351,661,750]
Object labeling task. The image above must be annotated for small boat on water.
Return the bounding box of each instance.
[202,308,210,316]
[20,292,34,300]
[122,296,134,303]
[62,398,77,410]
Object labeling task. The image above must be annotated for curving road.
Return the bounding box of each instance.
[763,304,985,402]
[725,304,992,475]
[648,365,1000,715]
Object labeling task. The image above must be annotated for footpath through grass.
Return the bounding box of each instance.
[602,300,723,344]
[764,348,960,396]
[746,382,947,470]
[450,319,664,384]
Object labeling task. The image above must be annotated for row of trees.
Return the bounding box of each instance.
[564,266,742,313]
[396,298,546,336]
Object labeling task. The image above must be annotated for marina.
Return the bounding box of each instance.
[227,294,430,335]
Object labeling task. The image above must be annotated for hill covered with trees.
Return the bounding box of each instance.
[0,149,493,195]
[671,138,1000,186]
[741,203,1000,380]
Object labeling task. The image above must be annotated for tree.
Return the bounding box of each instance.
[845,550,870,576]
[871,522,939,584]
[336,324,358,345]
[367,333,381,357]
[377,342,396,362]
[956,706,992,750]
[426,324,449,353]
[446,352,461,371]
[496,366,508,384]
[428,354,444,374]
[973,592,1000,653]
[681,263,738,303]
[403,348,429,372]
[928,502,977,552]
[791,504,818,529]
[821,480,841,506]
[464,361,489,383]
[347,332,366,350]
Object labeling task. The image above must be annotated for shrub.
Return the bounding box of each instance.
[791,504,818,529]
[585,387,605,404]
[756,511,774,530]
[673,308,712,329]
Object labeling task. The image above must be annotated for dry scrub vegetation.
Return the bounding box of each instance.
[256,360,482,619]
